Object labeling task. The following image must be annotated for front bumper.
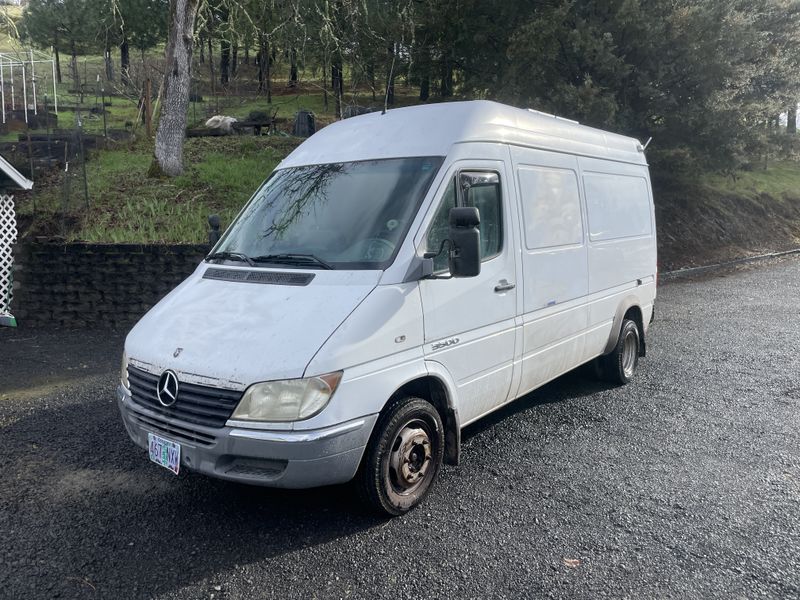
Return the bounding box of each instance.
[116,385,376,488]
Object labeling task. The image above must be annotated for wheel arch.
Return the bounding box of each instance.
[382,370,461,466]
[603,296,646,357]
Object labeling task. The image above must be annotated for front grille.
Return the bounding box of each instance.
[127,365,243,429]
[132,412,216,447]
[224,459,287,478]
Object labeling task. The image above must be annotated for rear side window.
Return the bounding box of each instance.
[584,173,651,241]
[518,166,583,249]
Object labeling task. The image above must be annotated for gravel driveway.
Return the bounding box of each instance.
[1,258,799,599]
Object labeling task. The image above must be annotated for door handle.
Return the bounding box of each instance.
[494,279,516,293]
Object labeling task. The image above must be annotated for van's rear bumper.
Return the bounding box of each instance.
[116,385,376,488]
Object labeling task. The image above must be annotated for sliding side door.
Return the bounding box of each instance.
[510,147,589,396]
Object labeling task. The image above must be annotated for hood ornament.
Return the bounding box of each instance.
[156,370,180,407]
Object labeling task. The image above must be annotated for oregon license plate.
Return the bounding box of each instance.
[147,433,181,475]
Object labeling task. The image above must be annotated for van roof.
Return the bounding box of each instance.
[280,100,647,168]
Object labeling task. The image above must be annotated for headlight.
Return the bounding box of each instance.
[231,372,343,422]
[121,351,130,390]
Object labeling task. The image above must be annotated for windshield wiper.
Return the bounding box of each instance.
[206,251,255,266]
[251,253,334,270]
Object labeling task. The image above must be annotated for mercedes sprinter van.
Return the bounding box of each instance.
[117,100,657,515]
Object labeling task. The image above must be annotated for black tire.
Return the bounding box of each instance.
[601,318,641,385]
[356,396,444,516]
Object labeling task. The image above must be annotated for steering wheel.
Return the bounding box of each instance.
[352,237,396,261]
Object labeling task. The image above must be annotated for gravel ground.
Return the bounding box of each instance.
[1,258,799,599]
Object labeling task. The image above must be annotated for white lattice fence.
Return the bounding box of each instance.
[1,194,17,326]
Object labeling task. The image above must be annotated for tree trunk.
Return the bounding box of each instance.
[231,44,238,77]
[419,71,430,101]
[788,104,797,134]
[207,37,215,108]
[198,33,204,64]
[53,44,62,84]
[322,57,328,112]
[289,47,298,87]
[220,40,230,86]
[418,42,430,101]
[367,61,376,100]
[385,44,396,106]
[120,37,130,85]
[257,36,271,102]
[440,55,453,97]
[104,41,114,81]
[151,0,200,177]
[70,40,79,92]
[332,57,343,118]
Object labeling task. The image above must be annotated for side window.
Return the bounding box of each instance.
[424,170,503,272]
[518,166,583,249]
[425,180,456,272]
[584,173,651,241]
[461,172,502,260]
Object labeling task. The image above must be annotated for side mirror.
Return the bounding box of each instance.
[448,206,481,277]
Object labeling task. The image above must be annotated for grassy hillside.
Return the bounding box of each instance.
[11,81,422,243]
[655,162,800,270]
[15,135,302,243]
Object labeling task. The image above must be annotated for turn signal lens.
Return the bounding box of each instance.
[121,351,130,390]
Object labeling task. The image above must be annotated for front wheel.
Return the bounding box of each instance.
[601,318,641,384]
[356,397,444,516]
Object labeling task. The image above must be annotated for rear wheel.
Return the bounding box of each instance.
[356,397,444,516]
[602,318,641,384]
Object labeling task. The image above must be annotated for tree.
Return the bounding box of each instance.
[21,0,101,87]
[151,0,200,177]
[114,0,169,84]
[498,0,800,171]
[19,0,63,83]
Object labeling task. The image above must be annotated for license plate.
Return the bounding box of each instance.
[147,433,181,475]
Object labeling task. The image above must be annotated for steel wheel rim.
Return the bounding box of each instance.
[621,329,638,378]
[386,419,433,496]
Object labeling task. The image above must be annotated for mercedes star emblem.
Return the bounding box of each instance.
[156,370,180,407]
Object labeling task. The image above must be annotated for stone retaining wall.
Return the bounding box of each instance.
[10,243,208,328]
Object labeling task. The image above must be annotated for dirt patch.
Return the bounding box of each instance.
[654,180,800,271]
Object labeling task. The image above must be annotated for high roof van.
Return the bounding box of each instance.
[117,100,657,515]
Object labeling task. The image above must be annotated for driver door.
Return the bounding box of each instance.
[418,160,519,425]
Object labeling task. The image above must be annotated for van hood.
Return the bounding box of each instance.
[125,266,381,388]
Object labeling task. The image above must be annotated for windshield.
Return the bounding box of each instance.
[212,156,444,270]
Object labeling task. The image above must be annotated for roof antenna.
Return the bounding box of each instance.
[383,42,397,115]
[643,137,653,149]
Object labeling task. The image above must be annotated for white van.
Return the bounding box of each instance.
[117,100,656,515]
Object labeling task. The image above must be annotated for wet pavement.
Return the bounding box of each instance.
[1,257,799,599]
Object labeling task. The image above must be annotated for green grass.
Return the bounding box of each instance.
[701,161,800,200]
[0,6,23,53]
[18,135,301,243]
[79,197,214,244]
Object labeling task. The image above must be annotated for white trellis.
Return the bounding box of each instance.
[0,49,58,125]
[0,194,17,327]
